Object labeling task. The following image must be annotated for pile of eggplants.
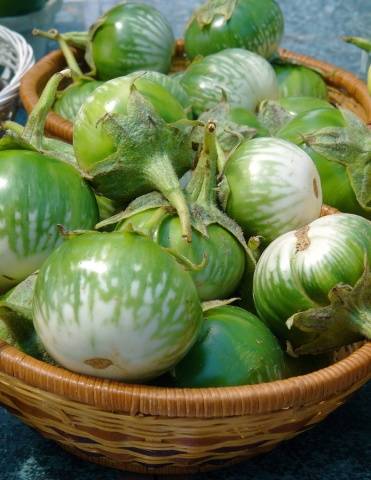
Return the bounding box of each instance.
[1,0,370,387]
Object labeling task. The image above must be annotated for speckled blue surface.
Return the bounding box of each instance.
[1,1,371,479]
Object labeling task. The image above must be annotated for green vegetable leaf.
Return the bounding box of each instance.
[96,192,170,230]
[0,71,78,167]
[0,273,46,359]
[202,298,239,312]
[286,261,371,355]
[339,107,369,131]
[194,0,237,27]
[258,100,293,135]
[347,157,371,210]
[0,272,37,320]
[192,101,257,155]
[304,126,371,210]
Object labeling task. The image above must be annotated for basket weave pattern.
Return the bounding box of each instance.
[0,341,370,474]
[0,373,365,474]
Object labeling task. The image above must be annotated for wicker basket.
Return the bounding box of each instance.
[3,41,371,475]
[0,341,370,475]
[0,25,34,120]
[20,40,371,143]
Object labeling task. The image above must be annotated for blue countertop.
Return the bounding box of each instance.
[1,1,371,479]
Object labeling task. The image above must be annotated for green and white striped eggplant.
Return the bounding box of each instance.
[258,96,334,135]
[180,48,279,117]
[0,71,99,293]
[253,213,371,355]
[53,79,103,122]
[273,64,328,99]
[171,305,287,387]
[184,0,284,60]
[276,108,371,218]
[219,137,322,243]
[40,3,175,80]
[88,3,175,79]
[33,231,203,381]
[0,150,98,292]
[73,76,194,240]
[125,71,191,110]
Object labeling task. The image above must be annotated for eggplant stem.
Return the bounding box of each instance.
[342,35,371,53]
[1,121,23,136]
[165,188,192,242]
[163,248,207,271]
[22,69,72,150]
[187,121,218,206]
[145,156,192,242]
[33,28,89,50]
[33,28,89,80]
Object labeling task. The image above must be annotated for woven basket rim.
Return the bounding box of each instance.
[1,340,370,417]
[19,41,371,144]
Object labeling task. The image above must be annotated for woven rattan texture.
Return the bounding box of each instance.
[0,368,368,474]
[20,40,371,143]
[0,340,370,474]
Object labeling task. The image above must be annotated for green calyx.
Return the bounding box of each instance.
[185,122,249,253]
[303,112,371,212]
[87,86,194,241]
[258,100,295,135]
[201,298,239,312]
[193,0,237,27]
[193,100,257,159]
[0,70,77,166]
[0,273,47,359]
[286,260,371,355]
[192,102,261,212]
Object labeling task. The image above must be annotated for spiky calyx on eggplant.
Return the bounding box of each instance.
[0,274,53,361]
[97,122,254,301]
[74,85,195,241]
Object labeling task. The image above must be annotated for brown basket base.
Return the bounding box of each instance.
[0,367,368,475]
